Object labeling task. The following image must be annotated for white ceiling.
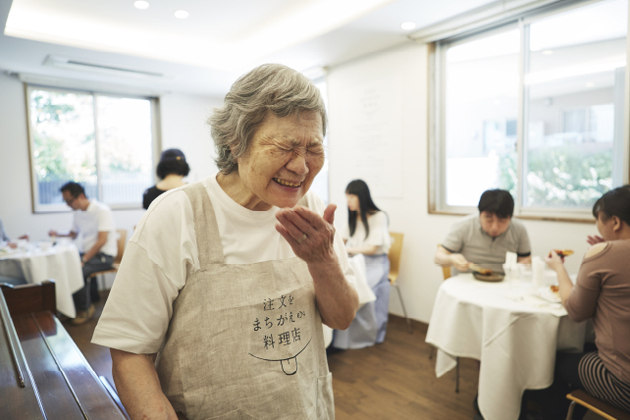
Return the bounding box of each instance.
[0,0,496,97]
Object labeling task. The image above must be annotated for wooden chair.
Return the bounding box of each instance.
[388,232,411,333]
[88,229,127,292]
[441,265,452,280]
[565,389,630,420]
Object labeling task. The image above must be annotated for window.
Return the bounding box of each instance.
[26,86,158,212]
[430,0,628,219]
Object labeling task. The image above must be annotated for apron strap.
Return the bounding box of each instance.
[182,181,225,265]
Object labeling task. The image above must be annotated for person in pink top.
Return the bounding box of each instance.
[531,185,630,419]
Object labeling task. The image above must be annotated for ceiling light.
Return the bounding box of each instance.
[401,21,417,31]
[541,50,554,55]
[134,1,150,10]
[174,10,189,19]
[43,55,165,79]
[302,66,328,80]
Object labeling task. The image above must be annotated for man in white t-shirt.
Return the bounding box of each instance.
[49,181,117,324]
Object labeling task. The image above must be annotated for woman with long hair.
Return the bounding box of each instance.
[333,179,391,349]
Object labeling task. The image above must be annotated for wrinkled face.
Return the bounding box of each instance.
[479,211,511,238]
[236,111,325,210]
[346,194,359,212]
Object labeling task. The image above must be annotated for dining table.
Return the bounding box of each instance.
[425,272,588,420]
[322,253,376,347]
[0,241,84,318]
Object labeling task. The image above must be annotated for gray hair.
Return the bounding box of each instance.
[209,63,327,174]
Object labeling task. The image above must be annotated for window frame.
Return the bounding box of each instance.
[428,0,630,222]
[24,83,161,213]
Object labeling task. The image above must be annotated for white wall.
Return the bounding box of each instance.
[326,44,598,323]
[0,72,221,244]
[159,94,220,183]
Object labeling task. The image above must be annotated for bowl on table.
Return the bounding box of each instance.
[473,272,505,282]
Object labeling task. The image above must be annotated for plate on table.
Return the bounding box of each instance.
[473,272,504,282]
[537,286,561,303]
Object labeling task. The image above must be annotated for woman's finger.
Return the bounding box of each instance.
[276,210,311,241]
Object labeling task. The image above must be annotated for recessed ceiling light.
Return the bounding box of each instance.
[541,50,554,55]
[174,10,189,19]
[134,1,150,10]
[400,21,417,31]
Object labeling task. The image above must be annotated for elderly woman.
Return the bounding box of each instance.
[540,185,630,418]
[333,179,391,349]
[93,64,359,419]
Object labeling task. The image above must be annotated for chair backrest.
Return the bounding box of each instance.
[437,245,452,280]
[388,232,404,285]
[113,229,127,264]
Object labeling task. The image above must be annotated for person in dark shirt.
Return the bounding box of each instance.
[142,148,190,209]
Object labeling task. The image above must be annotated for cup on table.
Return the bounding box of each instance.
[503,263,517,281]
[532,256,545,288]
[55,237,71,245]
[38,241,52,252]
[503,263,519,294]
[16,239,29,252]
[517,263,532,282]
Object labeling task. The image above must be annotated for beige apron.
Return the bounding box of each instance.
[155,183,334,420]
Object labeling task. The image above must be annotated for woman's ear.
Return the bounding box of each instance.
[229,144,241,165]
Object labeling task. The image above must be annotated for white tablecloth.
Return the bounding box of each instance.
[425,274,587,420]
[0,243,84,317]
[322,254,376,347]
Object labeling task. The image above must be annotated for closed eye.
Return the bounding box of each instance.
[307,144,325,155]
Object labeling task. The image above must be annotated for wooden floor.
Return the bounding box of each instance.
[65,291,480,419]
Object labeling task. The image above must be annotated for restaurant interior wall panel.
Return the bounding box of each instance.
[159,93,222,183]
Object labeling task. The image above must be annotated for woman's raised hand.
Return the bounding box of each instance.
[275,204,337,264]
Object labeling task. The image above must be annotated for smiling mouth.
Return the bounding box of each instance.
[274,178,302,188]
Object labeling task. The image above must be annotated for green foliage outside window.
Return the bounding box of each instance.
[495,147,611,209]
[525,147,611,208]
[28,87,155,209]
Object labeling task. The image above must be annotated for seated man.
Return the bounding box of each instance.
[49,182,117,324]
[434,189,531,275]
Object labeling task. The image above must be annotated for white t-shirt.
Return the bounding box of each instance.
[343,211,391,255]
[72,200,117,257]
[92,175,356,353]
